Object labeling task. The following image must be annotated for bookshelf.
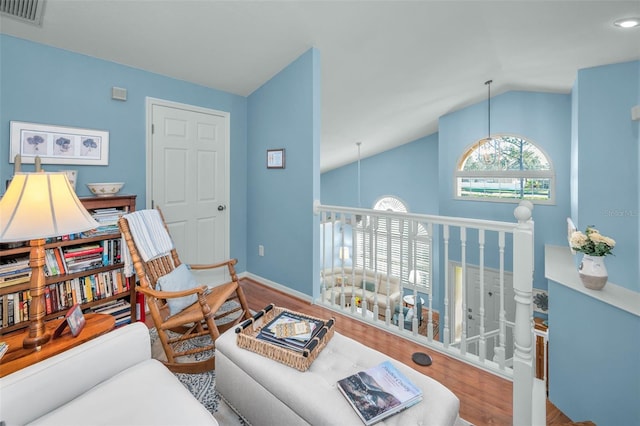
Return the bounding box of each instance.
[0,195,137,335]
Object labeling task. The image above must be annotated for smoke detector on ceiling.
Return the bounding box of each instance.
[0,0,46,26]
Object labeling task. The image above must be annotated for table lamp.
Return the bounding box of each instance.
[0,172,98,349]
[408,270,424,285]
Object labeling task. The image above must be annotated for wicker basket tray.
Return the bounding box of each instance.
[234,304,335,371]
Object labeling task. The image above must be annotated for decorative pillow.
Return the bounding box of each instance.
[363,280,376,292]
[156,263,199,315]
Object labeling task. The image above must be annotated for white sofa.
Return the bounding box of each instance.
[322,267,401,319]
[0,322,218,426]
[216,327,460,425]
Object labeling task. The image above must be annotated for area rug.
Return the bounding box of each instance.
[148,300,247,425]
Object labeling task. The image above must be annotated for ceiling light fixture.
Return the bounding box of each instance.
[613,17,640,28]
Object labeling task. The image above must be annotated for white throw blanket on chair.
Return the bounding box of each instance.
[122,209,175,277]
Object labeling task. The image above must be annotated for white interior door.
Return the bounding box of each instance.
[147,99,230,286]
[466,265,515,361]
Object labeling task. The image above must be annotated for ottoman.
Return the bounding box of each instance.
[215,328,460,425]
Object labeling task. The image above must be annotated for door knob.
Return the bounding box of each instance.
[217,205,226,211]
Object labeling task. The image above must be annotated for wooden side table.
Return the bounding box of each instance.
[0,313,115,377]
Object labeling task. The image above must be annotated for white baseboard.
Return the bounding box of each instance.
[240,271,314,304]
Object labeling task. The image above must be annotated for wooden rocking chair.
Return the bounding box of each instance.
[118,208,251,374]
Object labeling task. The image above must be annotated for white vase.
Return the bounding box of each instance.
[578,254,608,290]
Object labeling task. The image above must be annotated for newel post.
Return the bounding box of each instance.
[512,201,535,425]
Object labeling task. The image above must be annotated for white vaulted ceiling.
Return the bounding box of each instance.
[1,1,639,171]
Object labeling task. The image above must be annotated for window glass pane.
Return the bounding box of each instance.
[462,136,550,171]
[457,177,551,200]
[457,135,553,202]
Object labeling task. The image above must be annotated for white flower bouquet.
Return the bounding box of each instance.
[570,226,615,257]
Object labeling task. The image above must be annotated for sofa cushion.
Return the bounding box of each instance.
[363,280,377,292]
[0,323,152,425]
[27,359,217,426]
[156,263,199,315]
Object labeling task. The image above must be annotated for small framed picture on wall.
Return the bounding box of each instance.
[267,148,285,169]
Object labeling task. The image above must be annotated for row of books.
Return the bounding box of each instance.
[90,299,132,327]
[0,290,30,328]
[83,207,128,236]
[44,239,123,277]
[44,269,129,315]
[0,255,31,289]
[41,207,128,242]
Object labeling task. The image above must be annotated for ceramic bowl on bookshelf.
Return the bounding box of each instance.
[86,182,124,197]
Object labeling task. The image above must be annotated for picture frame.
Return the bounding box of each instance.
[267,148,285,169]
[10,121,109,166]
[53,304,86,338]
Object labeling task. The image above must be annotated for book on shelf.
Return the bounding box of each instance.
[0,256,30,273]
[0,272,31,288]
[255,310,325,352]
[337,360,423,425]
[63,244,104,259]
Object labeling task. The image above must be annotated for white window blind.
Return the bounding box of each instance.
[354,197,431,293]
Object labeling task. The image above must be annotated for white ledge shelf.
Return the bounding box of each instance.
[545,244,640,318]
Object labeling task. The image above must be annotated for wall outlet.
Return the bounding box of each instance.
[258,245,264,257]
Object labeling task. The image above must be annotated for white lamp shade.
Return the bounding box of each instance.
[0,172,99,242]
[339,246,350,260]
[408,269,424,285]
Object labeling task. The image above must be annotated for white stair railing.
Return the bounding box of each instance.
[315,201,537,425]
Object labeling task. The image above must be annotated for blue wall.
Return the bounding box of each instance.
[572,61,639,290]
[549,282,640,426]
[246,48,321,297]
[321,133,439,213]
[439,91,573,290]
[0,34,250,270]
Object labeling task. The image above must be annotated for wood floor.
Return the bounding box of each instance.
[239,278,573,426]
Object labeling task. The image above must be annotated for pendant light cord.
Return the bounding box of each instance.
[485,79,492,139]
[356,142,362,208]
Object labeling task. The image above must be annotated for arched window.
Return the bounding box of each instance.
[455,135,555,204]
[354,196,431,292]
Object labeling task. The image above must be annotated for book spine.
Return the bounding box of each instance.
[50,284,59,314]
[7,294,15,326]
[44,249,58,276]
[83,276,92,303]
[54,247,67,274]
[14,293,22,323]
[2,295,8,327]
[63,246,104,259]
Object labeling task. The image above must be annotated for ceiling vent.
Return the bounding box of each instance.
[0,0,45,26]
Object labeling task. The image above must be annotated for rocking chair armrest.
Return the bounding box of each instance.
[136,285,208,299]
[187,258,238,271]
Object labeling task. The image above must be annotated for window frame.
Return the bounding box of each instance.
[454,134,556,205]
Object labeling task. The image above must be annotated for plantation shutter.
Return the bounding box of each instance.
[354,197,431,293]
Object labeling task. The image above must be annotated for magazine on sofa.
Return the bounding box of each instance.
[337,360,423,425]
